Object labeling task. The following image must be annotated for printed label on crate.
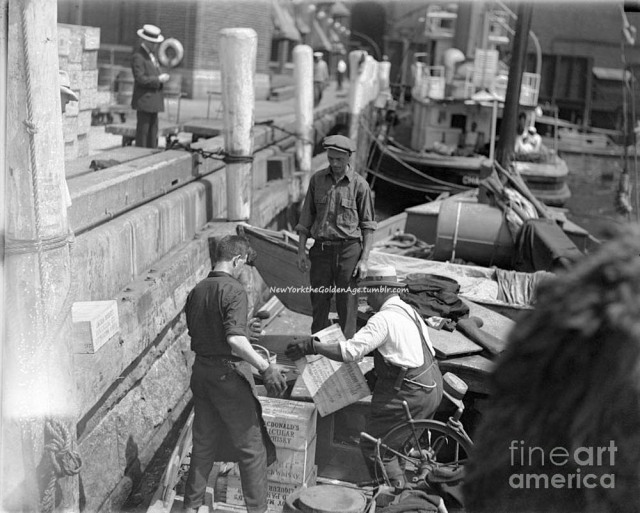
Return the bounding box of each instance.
[259,397,317,449]
[295,325,370,416]
[224,466,317,511]
[230,436,316,484]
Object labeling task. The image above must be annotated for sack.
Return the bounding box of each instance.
[402,274,469,322]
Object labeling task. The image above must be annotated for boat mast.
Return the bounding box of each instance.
[495,2,533,168]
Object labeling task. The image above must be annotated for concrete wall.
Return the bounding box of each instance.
[71,101,348,512]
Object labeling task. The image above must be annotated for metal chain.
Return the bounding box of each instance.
[164,120,314,160]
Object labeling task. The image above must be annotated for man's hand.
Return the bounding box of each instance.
[297,252,310,273]
[260,364,287,396]
[353,258,368,279]
[285,338,316,361]
[159,73,170,83]
[248,316,263,343]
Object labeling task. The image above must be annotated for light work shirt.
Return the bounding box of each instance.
[295,165,377,241]
[340,295,435,367]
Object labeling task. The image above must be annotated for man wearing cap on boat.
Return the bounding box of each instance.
[313,51,329,106]
[286,265,443,486]
[131,24,170,148]
[295,134,376,339]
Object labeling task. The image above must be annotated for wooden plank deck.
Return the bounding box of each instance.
[65,147,159,178]
[181,117,224,142]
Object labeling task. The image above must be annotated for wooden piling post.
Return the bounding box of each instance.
[220,28,257,221]
[348,50,367,142]
[293,44,313,194]
[3,0,78,510]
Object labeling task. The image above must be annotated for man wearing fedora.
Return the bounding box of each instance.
[295,134,376,339]
[286,264,443,486]
[131,24,170,148]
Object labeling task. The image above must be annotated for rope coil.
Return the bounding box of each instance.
[40,419,83,513]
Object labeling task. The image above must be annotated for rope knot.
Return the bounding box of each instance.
[23,119,38,135]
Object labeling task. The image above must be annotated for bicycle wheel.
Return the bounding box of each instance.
[375,419,472,488]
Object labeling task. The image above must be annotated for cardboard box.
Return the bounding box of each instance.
[223,466,317,512]
[71,301,120,353]
[82,51,98,72]
[82,27,100,50]
[259,397,317,450]
[230,436,316,484]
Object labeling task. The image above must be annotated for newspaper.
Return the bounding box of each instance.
[294,324,371,416]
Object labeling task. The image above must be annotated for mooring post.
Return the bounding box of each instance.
[293,44,314,195]
[3,0,79,510]
[347,49,367,143]
[220,28,257,221]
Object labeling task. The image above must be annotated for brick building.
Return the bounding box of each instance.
[58,0,352,101]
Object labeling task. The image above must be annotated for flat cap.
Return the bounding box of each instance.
[323,134,355,153]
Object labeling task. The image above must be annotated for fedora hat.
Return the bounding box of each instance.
[137,24,164,44]
[59,70,79,101]
[359,265,406,289]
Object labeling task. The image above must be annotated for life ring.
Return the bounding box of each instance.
[158,37,184,68]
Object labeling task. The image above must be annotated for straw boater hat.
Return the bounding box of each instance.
[323,134,355,154]
[59,70,79,101]
[359,265,406,289]
[137,24,164,44]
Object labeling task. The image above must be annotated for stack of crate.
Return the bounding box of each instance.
[218,397,318,512]
[57,23,100,161]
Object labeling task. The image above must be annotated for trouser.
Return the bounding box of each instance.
[337,72,344,90]
[309,239,361,339]
[135,110,159,148]
[360,358,443,483]
[184,358,273,513]
[313,81,324,106]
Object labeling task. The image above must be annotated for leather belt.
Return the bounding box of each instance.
[196,354,242,369]
[316,239,360,250]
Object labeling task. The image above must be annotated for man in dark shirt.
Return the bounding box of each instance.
[183,235,287,513]
[295,135,377,338]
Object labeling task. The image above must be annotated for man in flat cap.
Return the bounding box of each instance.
[295,134,377,339]
[286,265,442,486]
[131,24,170,148]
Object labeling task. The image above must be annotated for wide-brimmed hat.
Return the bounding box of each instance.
[323,134,355,154]
[137,24,164,43]
[59,70,79,101]
[359,265,406,289]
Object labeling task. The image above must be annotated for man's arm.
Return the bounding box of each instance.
[354,229,373,279]
[353,179,377,278]
[227,335,270,372]
[295,177,315,272]
[297,233,310,273]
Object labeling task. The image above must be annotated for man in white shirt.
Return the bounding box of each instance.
[286,265,443,485]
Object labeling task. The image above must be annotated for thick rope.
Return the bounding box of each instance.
[40,419,83,513]
[20,4,48,325]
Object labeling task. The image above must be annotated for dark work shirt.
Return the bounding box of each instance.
[295,165,377,240]
[185,271,248,357]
